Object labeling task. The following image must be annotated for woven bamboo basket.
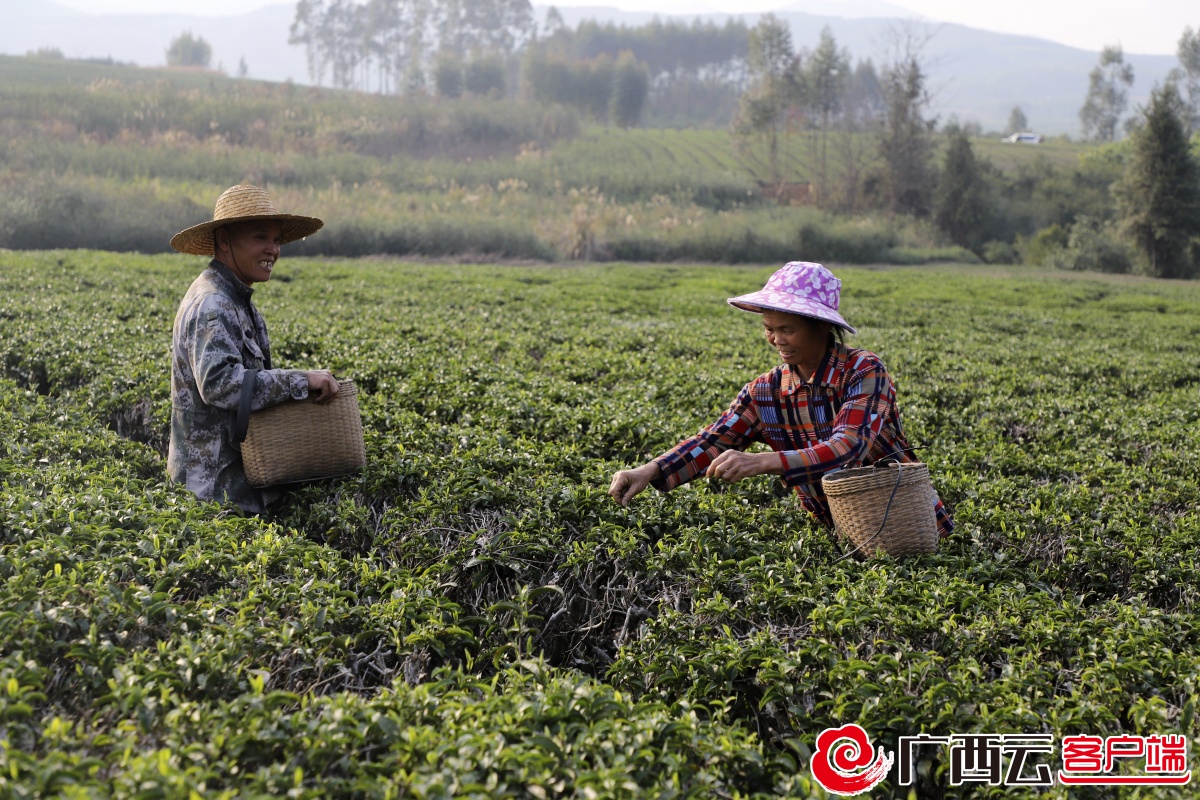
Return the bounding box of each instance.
[241,379,365,487]
[821,462,938,558]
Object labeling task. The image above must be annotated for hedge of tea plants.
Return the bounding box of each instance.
[2,250,1199,798]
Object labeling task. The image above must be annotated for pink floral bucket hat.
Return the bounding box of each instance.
[727,261,856,334]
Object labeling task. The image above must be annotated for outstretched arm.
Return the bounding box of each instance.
[607,381,769,505]
[649,382,765,491]
[704,449,784,483]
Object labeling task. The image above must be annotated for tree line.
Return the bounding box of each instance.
[1078,28,1200,141]
[730,15,1200,279]
[527,16,750,128]
[288,0,537,95]
[286,1,748,127]
[731,16,914,214]
[941,81,1200,279]
[1016,27,1200,277]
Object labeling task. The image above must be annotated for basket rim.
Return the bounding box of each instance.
[823,460,924,482]
[824,461,938,560]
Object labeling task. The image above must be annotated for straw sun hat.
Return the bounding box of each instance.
[727,261,857,334]
[170,184,324,256]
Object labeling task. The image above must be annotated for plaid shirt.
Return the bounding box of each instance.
[651,341,953,538]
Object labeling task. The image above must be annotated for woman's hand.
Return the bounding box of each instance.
[305,370,340,404]
[608,462,662,506]
[705,450,779,483]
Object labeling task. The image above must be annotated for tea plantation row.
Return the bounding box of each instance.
[2,251,1198,798]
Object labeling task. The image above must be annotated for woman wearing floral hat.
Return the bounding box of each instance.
[608,261,953,539]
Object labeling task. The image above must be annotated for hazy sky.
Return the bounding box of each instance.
[48,0,1198,55]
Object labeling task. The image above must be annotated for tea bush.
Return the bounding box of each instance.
[2,251,1199,797]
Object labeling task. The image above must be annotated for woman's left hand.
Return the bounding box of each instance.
[305,370,340,404]
[705,451,778,483]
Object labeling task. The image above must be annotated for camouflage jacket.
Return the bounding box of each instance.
[167,260,309,513]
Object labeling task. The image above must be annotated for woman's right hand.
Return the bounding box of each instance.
[608,463,661,506]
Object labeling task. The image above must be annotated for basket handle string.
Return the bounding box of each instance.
[832,461,905,564]
[231,369,259,444]
[873,440,921,467]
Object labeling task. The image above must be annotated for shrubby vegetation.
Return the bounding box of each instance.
[0,56,985,264]
[521,48,652,128]
[2,50,1197,272]
[2,252,1200,796]
[1043,216,1133,274]
[931,124,1200,275]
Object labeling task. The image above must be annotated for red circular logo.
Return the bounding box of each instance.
[810,724,894,796]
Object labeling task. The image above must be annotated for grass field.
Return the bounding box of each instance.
[968,135,1089,172]
[590,127,1099,181]
[1,251,1198,797]
[0,54,259,90]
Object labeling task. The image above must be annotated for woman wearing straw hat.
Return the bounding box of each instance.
[608,261,953,539]
[168,184,340,514]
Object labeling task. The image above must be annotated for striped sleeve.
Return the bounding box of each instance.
[650,382,764,491]
[778,354,895,487]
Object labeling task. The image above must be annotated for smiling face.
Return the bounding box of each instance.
[760,310,831,367]
[214,220,284,285]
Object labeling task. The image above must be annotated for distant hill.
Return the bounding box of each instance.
[3,1,309,84]
[549,0,925,26]
[780,0,927,19]
[2,0,1177,136]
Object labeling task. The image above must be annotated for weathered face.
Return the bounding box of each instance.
[760,310,828,365]
[216,220,284,285]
